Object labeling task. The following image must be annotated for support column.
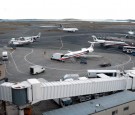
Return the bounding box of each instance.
[19,109,24,115]
[2,101,6,115]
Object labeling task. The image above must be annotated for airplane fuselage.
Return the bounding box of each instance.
[9,33,41,46]
[9,38,31,46]
[60,47,93,61]
[128,30,134,35]
[9,40,30,46]
[95,40,128,46]
[62,28,78,32]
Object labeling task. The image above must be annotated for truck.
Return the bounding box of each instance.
[123,45,135,54]
[2,51,8,61]
[99,62,111,67]
[53,97,73,107]
[30,65,45,75]
[51,53,64,61]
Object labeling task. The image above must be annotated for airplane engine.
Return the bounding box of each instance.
[88,48,94,53]
[86,50,89,53]
[81,48,87,51]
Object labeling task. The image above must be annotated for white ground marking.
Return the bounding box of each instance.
[59,37,63,50]
[10,50,25,74]
[24,49,35,65]
[16,33,133,72]
[3,61,13,76]
[106,50,132,69]
[24,33,133,72]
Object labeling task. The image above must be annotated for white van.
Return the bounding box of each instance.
[51,53,64,61]
[30,65,45,75]
[87,70,120,78]
[2,51,8,61]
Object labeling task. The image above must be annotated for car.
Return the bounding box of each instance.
[80,58,87,64]
[99,63,111,67]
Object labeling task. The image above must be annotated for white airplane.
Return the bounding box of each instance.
[20,32,41,42]
[9,33,41,46]
[9,38,31,46]
[60,42,95,61]
[92,35,128,47]
[116,30,135,38]
[125,30,135,38]
[58,24,78,32]
[128,30,134,35]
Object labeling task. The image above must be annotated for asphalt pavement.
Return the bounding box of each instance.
[0,21,135,115]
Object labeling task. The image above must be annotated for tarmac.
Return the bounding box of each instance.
[0,20,135,115]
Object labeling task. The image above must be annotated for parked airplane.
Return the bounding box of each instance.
[92,35,128,47]
[21,32,41,42]
[9,33,41,46]
[9,38,31,46]
[128,30,134,35]
[59,42,95,61]
[58,24,78,32]
[125,30,135,38]
[116,30,135,38]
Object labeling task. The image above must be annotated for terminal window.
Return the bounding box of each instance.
[123,106,129,111]
[112,110,118,115]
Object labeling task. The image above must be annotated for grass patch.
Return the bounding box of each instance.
[0,22,31,27]
[0,27,17,31]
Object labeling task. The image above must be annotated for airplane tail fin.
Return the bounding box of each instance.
[89,42,95,48]
[59,24,63,29]
[92,35,98,42]
[37,32,41,38]
[87,41,95,52]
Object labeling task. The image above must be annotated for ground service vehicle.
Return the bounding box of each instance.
[51,53,64,61]
[80,57,87,64]
[99,62,111,67]
[53,97,73,107]
[2,51,8,61]
[123,46,135,54]
[30,65,45,75]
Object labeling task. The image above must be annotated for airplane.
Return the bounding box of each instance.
[92,35,128,47]
[125,30,135,38]
[59,42,95,61]
[9,33,41,46]
[9,38,31,46]
[115,29,135,38]
[128,30,134,35]
[20,32,41,42]
[9,38,30,46]
[58,24,78,32]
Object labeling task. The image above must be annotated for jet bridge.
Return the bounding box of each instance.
[0,75,133,107]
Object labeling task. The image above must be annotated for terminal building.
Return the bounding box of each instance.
[1,69,135,115]
[43,91,135,115]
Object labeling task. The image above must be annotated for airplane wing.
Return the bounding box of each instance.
[104,42,128,46]
[104,43,112,46]
[67,50,72,53]
[78,54,103,58]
